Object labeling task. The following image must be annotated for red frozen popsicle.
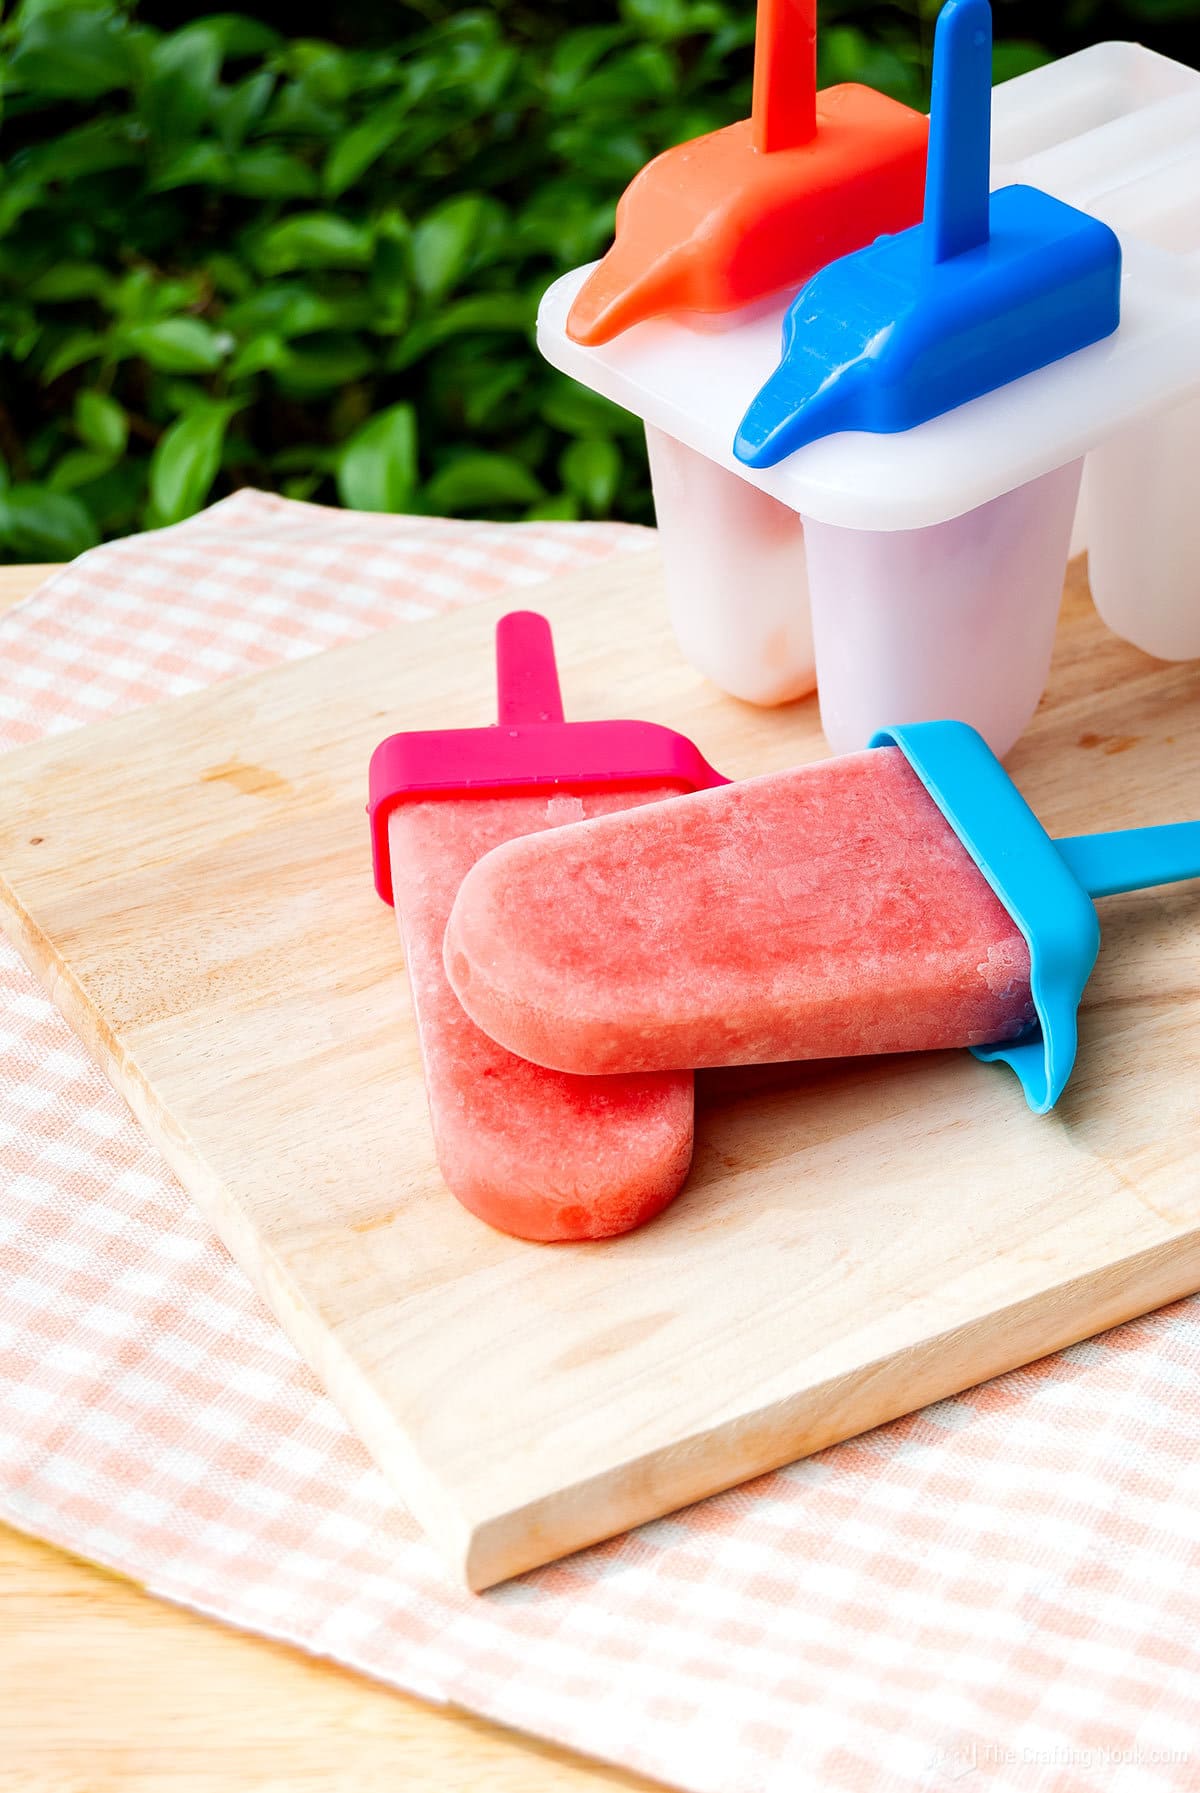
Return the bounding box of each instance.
[369,611,726,1240]
[443,748,1034,1076]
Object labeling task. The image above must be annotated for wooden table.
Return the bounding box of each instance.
[0,561,656,1793]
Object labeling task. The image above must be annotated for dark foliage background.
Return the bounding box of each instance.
[0,0,1196,558]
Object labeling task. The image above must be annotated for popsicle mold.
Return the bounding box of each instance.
[566,0,928,345]
[645,425,813,705]
[737,2,1121,465]
[538,18,1200,746]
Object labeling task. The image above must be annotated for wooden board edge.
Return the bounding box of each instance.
[0,862,482,1586]
[459,1224,1200,1588]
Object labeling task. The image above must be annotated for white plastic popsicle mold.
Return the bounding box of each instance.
[537,43,1200,753]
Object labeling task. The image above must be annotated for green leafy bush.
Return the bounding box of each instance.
[0,0,1194,557]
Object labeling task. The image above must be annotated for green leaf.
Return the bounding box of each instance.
[213,69,276,148]
[48,448,118,493]
[0,173,45,237]
[25,263,112,304]
[40,330,108,384]
[149,401,239,525]
[525,494,581,522]
[547,26,629,95]
[411,195,494,302]
[149,141,231,192]
[123,317,229,374]
[560,438,621,515]
[253,212,375,275]
[386,292,533,371]
[224,148,318,200]
[108,269,207,323]
[226,332,287,378]
[16,119,141,184]
[336,403,418,513]
[223,284,340,339]
[280,473,323,503]
[272,334,373,395]
[204,252,254,299]
[75,390,129,455]
[992,41,1054,84]
[0,484,99,561]
[571,44,676,108]
[284,40,354,103]
[540,380,637,439]
[141,25,223,143]
[462,363,525,431]
[9,9,139,100]
[323,98,410,198]
[184,13,281,58]
[424,452,544,516]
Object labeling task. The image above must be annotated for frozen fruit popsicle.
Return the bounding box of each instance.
[445,746,1033,1076]
[368,610,726,1242]
[445,719,1200,1112]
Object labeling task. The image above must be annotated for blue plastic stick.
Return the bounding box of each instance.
[733,0,1122,469]
[925,0,992,264]
[870,721,1199,1113]
[1055,822,1200,899]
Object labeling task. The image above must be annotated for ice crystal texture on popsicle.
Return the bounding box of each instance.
[390,786,692,1242]
[444,749,1034,1076]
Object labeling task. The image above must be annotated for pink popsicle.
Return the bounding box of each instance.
[389,786,692,1242]
[444,747,1035,1076]
[371,609,727,1242]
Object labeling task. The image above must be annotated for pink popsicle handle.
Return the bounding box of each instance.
[752,0,819,154]
[496,610,564,726]
[367,611,728,905]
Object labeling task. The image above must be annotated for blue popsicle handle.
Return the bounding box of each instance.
[1055,822,1200,900]
[924,0,993,264]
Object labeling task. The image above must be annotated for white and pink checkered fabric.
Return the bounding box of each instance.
[2,491,1199,1793]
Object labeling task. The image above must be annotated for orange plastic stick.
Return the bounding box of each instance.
[753,0,818,152]
[565,85,928,345]
[565,0,929,346]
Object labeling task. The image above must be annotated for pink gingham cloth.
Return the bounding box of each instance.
[2,491,1199,1793]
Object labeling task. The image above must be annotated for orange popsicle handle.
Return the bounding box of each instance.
[752,0,819,152]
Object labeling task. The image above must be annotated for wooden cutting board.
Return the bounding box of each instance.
[2,548,1198,1590]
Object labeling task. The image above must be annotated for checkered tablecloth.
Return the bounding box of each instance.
[2,491,1199,1793]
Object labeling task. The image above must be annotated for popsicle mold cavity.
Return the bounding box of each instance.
[645,426,815,705]
[803,459,1081,757]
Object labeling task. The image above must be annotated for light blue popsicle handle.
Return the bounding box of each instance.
[924,0,993,264]
[1054,822,1200,900]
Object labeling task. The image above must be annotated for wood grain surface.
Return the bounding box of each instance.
[1,552,1199,1592]
[0,564,655,1793]
[0,1520,661,1793]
